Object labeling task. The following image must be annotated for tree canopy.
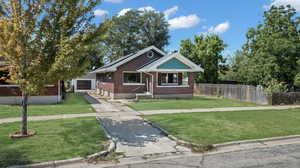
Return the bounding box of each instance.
[101,10,170,61]
[0,0,103,135]
[180,34,227,83]
[241,5,300,87]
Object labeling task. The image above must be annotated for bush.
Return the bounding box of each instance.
[264,79,288,94]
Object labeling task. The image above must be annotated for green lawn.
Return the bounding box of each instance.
[144,108,300,145]
[0,93,94,119]
[128,96,260,111]
[0,117,108,167]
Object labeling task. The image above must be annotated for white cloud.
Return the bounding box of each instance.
[268,0,300,11]
[104,0,124,3]
[94,9,109,17]
[138,6,156,12]
[208,21,230,34]
[164,6,179,19]
[118,8,132,16]
[168,14,201,30]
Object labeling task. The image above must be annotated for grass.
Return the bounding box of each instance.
[0,117,108,167]
[128,96,260,111]
[144,108,300,145]
[0,93,94,119]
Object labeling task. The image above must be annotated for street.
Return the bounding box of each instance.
[106,143,300,168]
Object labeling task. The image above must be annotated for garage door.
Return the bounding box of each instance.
[77,80,91,90]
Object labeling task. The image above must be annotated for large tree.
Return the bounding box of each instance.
[220,50,248,82]
[102,10,170,61]
[0,0,102,136]
[242,5,300,87]
[180,34,227,83]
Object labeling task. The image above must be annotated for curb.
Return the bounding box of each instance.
[9,140,116,168]
[214,135,300,148]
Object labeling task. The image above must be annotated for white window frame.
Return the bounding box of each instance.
[159,72,179,86]
[156,72,190,88]
[123,71,144,86]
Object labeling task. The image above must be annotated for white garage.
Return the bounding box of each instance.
[73,73,96,92]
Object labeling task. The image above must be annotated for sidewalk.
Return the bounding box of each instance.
[139,105,300,115]
[0,113,97,124]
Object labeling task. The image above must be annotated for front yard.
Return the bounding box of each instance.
[128,96,261,111]
[0,117,108,167]
[144,108,300,145]
[0,93,94,119]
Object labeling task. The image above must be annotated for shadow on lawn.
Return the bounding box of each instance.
[0,148,32,167]
[99,117,166,147]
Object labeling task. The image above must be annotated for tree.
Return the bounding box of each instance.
[180,34,227,83]
[242,5,300,87]
[220,50,248,82]
[0,0,102,136]
[102,10,170,61]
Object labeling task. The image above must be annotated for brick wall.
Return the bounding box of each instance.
[104,50,163,94]
[0,84,59,96]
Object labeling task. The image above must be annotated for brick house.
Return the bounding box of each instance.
[91,46,203,99]
[0,58,63,104]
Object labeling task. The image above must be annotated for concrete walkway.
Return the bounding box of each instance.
[0,113,97,124]
[139,105,300,115]
[84,94,190,158]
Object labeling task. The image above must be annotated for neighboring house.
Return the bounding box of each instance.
[72,72,96,92]
[91,46,204,99]
[0,58,63,104]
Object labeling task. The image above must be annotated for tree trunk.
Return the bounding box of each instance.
[21,91,28,136]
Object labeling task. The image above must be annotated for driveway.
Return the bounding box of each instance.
[84,94,190,157]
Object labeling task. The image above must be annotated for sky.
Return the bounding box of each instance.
[93,0,300,57]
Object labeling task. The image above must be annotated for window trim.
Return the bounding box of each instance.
[156,72,190,87]
[122,71,144,85]
[158,72,179,86]
[147,51,154,58]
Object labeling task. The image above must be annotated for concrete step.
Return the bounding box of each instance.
[136,93,152,100]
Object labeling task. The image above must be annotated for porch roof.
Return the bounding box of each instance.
[138,52,204,73]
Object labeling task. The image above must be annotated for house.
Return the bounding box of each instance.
[0,58,63,104]
[91,46,203,99]
[72,72,96,92]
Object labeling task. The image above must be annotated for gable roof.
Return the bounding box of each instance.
[138,52,204,72]
[91,46,166,73]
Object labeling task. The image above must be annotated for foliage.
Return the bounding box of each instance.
[220,50,249,82]
[294,73,300,86]
[241,5,300,87]
[264,79,288,94]
[102,10,170,61]
[180,34,227,83]
[0,0,102,135]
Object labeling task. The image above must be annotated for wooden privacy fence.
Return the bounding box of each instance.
[194,83,268,105]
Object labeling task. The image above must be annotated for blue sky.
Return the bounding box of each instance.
[93,0,300,56]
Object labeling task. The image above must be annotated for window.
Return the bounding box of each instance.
[182,72,189,85]
[160,73,178,85]
[123,72,141,84]
[147,51,154,58]
[158,72,189,87]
